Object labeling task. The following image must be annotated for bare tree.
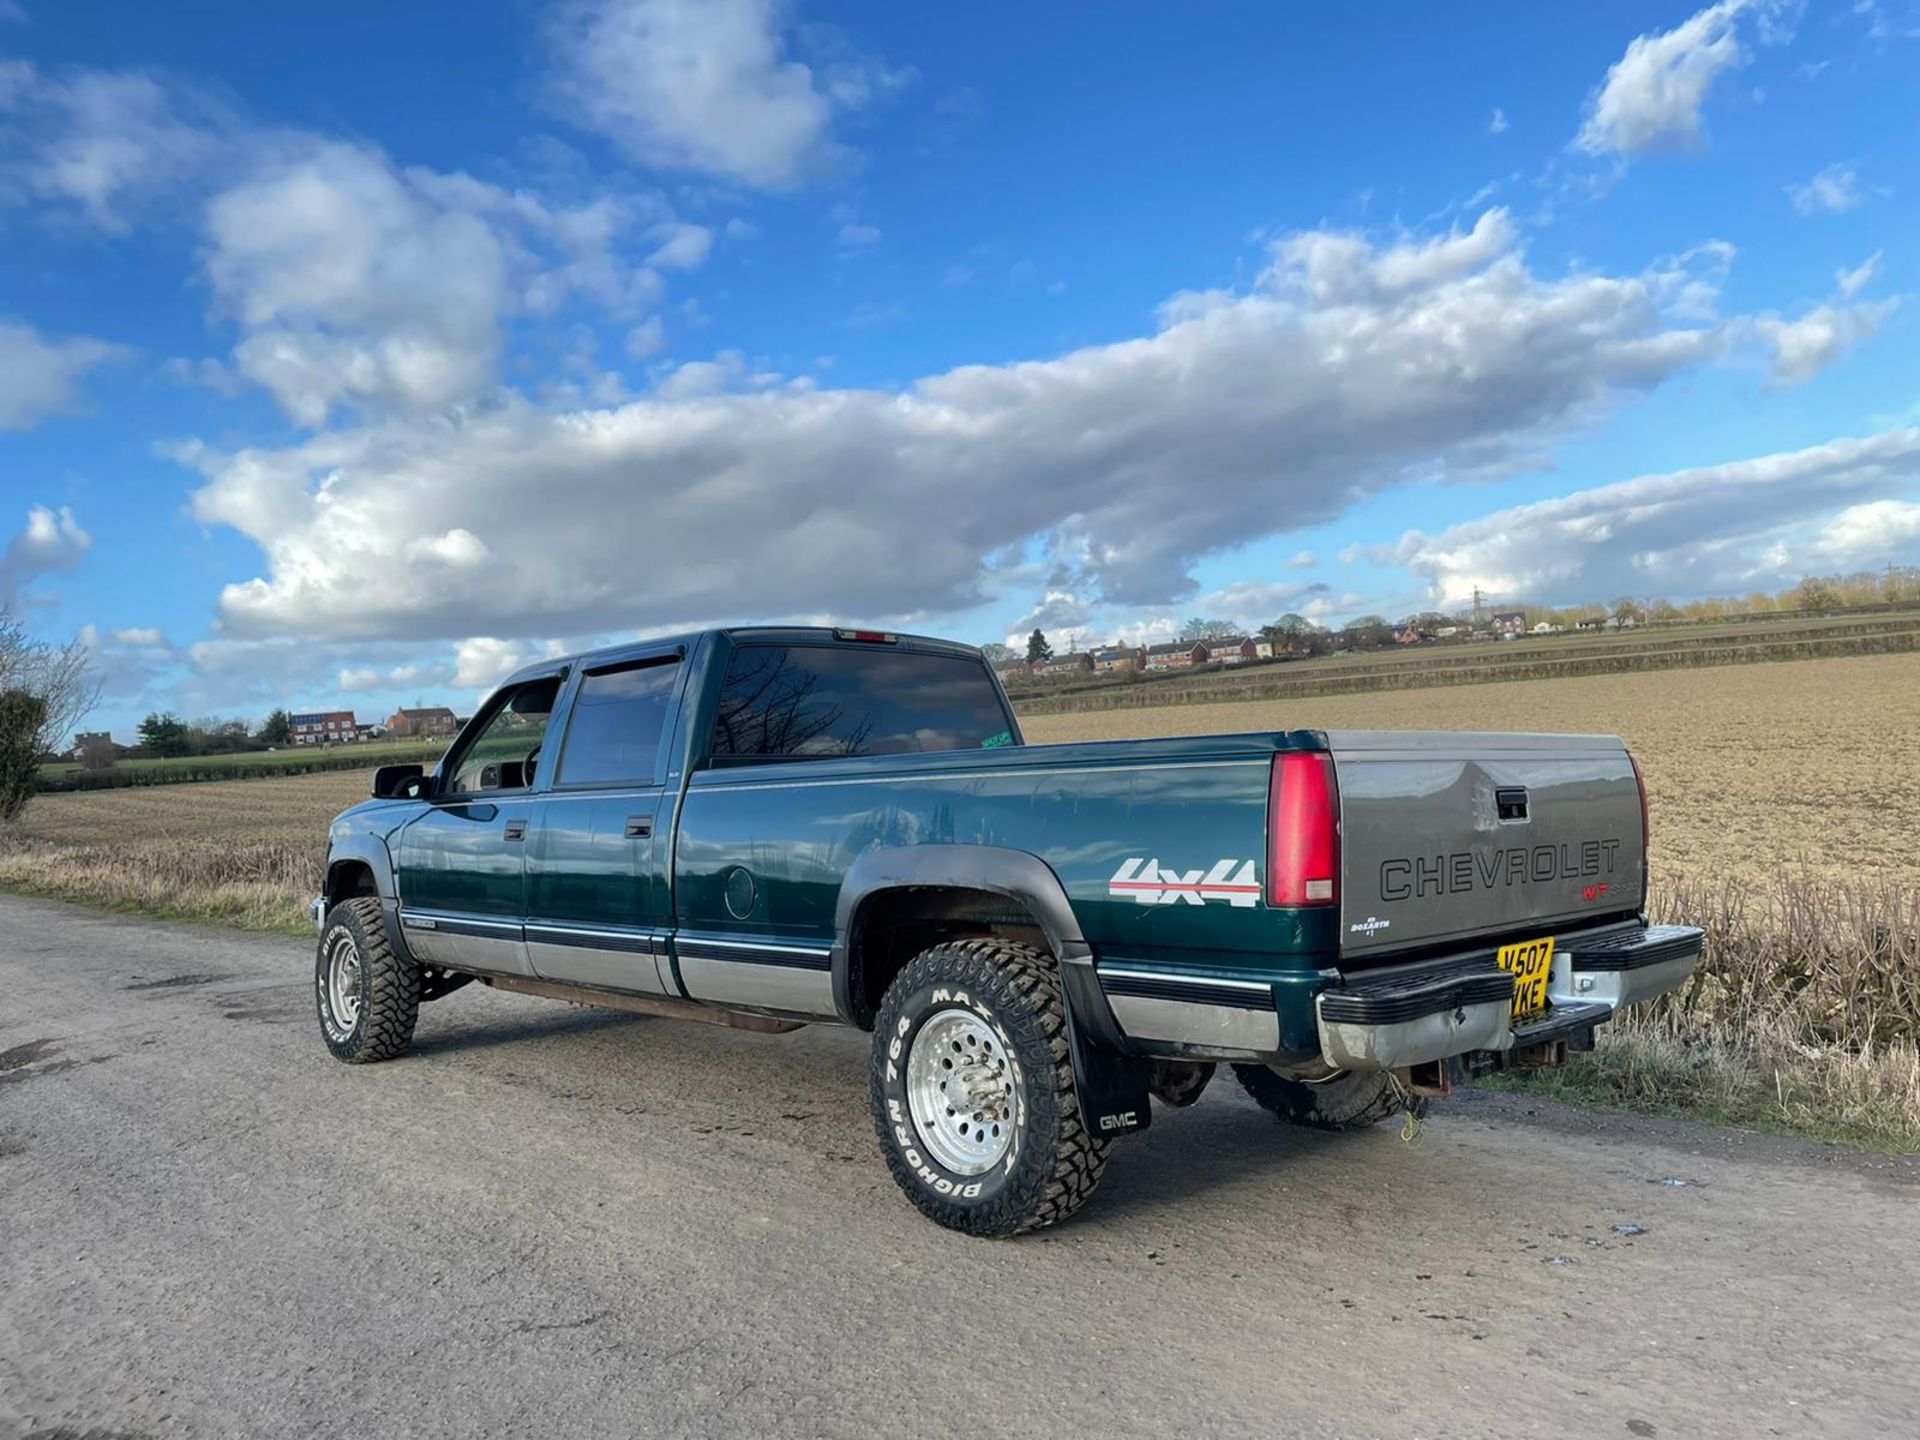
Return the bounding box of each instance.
[0,611,101,821]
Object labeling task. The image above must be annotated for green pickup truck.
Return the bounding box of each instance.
[312,626,1704,1236]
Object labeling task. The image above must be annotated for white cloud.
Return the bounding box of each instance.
[1381,427,1920,607]
[0,319,123,429]
[1488,107,1509,135]
[180,210,1739,645]
[1815,499,1920,561]
[1787,161,1865,214]
[0,504,91,606]
[837,222,882,248]
[1286,550,1318,570]
[547,0,902,189]
[625,315,667,359]
[201,140,684,425]
[1754,299,1897,385]
[645,221,713,270]
[0,66,229,231]
[1575,0,1784,157]
[110,626,167,646]
[1836,251,1882,297]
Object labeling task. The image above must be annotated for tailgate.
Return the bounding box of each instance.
[1327,730,1645,962]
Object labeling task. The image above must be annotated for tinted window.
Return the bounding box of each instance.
[709,645,1013,761]
[448,677,560,792]
[557,659,680,786]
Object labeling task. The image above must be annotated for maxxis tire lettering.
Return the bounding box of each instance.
[867,937,1108,1237]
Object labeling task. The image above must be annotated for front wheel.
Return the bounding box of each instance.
[869,939,1108,1237]
[316,897,421,1063]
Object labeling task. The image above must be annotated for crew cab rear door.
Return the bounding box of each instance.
[1328,730,1645,963]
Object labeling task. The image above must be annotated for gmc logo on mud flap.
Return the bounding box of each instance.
[1098,1111,1138,1132]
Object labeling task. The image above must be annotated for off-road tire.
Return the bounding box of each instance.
[1231,1064,1400,1131]
[316,897,421,1063]
[869,939,1109,1237]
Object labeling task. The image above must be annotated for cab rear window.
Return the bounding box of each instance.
[708,645,1012,761]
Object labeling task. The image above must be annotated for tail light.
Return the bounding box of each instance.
[1268,751,1340,907]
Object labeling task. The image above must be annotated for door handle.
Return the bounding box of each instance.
[624,816,653,838]
[504,819,528,842]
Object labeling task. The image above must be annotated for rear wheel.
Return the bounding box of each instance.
[1231,1064,1400,1131]
[316,897,421,1063]
[869,938,1108,1237]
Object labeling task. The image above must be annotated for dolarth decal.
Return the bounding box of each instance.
[1108,858,1260,907]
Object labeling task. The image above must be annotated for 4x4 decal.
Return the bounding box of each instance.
[1108,858,1261,907]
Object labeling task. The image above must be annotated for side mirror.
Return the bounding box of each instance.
[371,763,426,799]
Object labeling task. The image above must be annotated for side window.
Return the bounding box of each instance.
[556,658,681,787]
[708,645,1014,761]
[447,677,560,793]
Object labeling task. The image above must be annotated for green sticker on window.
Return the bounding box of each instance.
[981,730,1014,749]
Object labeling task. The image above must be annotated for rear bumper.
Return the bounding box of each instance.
[1095,923,1704,1068]
[1317,923,1704,1071]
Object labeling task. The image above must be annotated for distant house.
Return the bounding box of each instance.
[994,660,1031,684]
[1531,621,1557,634]
[1492,611,1527,639]
[1213,637,1259,665]
[1142,641,1210,672]
[1091,646,1141,673]
[386,706,460,739]
[291,710,357,745]
[70,730,113,758]
[1034,651,1094,678]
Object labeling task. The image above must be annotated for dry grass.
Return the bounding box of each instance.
[1521,874,1920,1152]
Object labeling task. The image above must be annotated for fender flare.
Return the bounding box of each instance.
[830,845,1147,1136]
[323,832,415,965]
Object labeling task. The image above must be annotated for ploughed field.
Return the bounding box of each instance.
[1028,651,1920,893]
[9,651,1919,923]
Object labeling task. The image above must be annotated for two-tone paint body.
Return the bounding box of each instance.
[319,626,1695,1096]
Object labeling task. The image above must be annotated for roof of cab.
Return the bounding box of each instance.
[494,625,982,692]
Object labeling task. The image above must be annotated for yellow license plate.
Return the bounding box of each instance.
[1496,937,1555,1020]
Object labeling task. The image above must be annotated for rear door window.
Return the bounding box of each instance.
[708,645,1013,761]
[555,658,681,787]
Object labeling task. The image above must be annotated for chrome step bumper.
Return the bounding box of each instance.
[1316,923,1705,1072]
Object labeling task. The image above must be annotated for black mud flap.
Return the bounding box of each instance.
[1060,962,1151,1138]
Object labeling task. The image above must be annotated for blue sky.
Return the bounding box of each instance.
[3,0,1918,739]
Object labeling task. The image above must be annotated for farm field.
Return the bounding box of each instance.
[11,649,1920,902]
[1028,650,1920,892]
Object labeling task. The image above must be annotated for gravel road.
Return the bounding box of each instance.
[3,895,1916,1439]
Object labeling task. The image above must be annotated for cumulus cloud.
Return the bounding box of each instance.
[1815,498,1920,562]
[1488,107,1509,135]
[180,210,1741,644]
[0,65,229,231]
[547,0,904,188]
[1380,427,1920,607]
[1836,252,1882,298]
[202,141,690,425]
[0,504,92,607]
[0,319,123,429]
[1754,299,1897,385]
[1575,0,1785,157]
[1787,161,1865,214]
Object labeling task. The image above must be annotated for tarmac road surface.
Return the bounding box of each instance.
[3,894,1916,1439]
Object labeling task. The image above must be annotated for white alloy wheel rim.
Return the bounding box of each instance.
[906,1008,1016,1175]
[325,930,363,1032]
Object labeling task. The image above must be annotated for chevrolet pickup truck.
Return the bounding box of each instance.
[312,626,1704,1236]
